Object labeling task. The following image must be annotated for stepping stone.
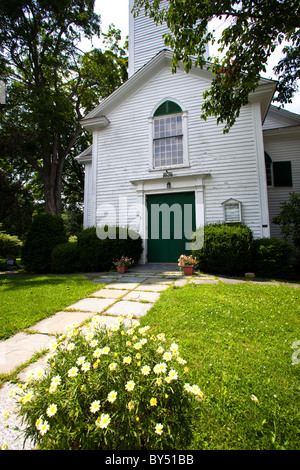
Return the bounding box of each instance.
[190,279,219,284]
[91,289,129,299]
[28,311,98,335]
[65,297,115,313]
[123,291,161,302]
[173,278,189,286]
[141,278,173,285]
[106,300,154,318]
[135,284,169,292]
[106,282,141,290]
[217,277,245,284]
[0,332,52,375]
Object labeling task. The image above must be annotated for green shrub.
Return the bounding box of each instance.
[251,237,294,279]
[51,242,80,273]
[21,213,67,273]
[11,318,202,450]
[192,223,253,276]
[77,226,143,272]
[0,229,22,258]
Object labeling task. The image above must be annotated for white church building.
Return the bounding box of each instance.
[76,0,300,264]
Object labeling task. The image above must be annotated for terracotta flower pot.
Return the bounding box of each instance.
[183,265,194,275]
[117,265,128,274]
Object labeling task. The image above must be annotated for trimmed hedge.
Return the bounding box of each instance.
[51,242,80,273]
[22,213,68,273]
[77,226,143,272]
[51,226,143,273]
[251,237,294,279]
[192,223,253,276]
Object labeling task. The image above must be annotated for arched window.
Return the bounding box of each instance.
[152,100,185,169]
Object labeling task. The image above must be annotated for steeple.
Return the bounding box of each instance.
[129,0,172,77]
[128,0,209,78]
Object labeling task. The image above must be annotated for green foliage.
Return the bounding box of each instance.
[251,237,294,279]
[51,242,80,273]
[0,2,128,214]
[13,320,201,450]
[77,226,143,272]
[273,193,300,250]
[0,226,22,258]
[192,223,253,275]
[21,213,67,273]
[134,0,300,132]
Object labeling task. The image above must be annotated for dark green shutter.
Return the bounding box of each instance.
[273,161,293,187]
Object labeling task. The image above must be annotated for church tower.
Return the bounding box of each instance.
[128,0,209,78]
[128,0,172,77]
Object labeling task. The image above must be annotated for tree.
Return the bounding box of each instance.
[0,1,128,214]
[273,193,300,250]
[134,0,300,132]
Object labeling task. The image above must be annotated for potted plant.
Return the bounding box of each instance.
[113,256,134,273]
[178,254,198,275]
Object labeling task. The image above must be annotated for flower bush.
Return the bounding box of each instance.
[178,254,198,267]
[113,256,134,267]
[6,316,203,450]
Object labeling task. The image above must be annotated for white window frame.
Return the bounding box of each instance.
[148,109,189,171]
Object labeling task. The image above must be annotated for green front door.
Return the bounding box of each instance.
[147,192,196,263]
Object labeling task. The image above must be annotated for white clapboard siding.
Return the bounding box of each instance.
[263,129,300,239]
[84,163,93,227]
[94,65,266,239]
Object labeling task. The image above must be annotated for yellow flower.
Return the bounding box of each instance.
[39,420,50,436]
[127,401,134,411]
[123,356,132,364]
[125,380,135,391]
[67,367,79,377]
[163,351,172,361]
[46,403,58,417]
[93,348,102,358]
[95,413,111,429]
[136,417,140,422]
[107,390,117,403]
[90,400,101,414]
[81,362,91,372]
[141,365,151,375]
[155,423,163,435]
[150,397,157,407]
[22,391,34,404]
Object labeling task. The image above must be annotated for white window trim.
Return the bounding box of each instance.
[148,110,189,171]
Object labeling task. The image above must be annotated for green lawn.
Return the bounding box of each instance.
[0,274,101,340]
[139,282,300,450]
[1,274,299,449]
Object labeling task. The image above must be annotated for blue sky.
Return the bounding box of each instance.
[85,0,299,114]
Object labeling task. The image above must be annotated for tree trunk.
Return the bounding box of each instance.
[43,146,65,216]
